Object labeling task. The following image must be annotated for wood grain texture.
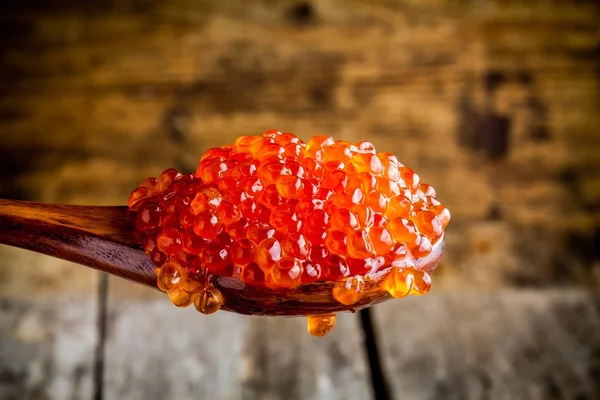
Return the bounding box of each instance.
[103,293,250,400]
[239,313,371,400]
[0,200,156,287]
[372,290,600,399]
[102,292,371,400]
[0,295,98,400]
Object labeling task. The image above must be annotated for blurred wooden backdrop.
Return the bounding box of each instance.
[1,0,599,399]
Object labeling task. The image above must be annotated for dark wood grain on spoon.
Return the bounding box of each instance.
[0,199,445,316]
[0,199,156,287]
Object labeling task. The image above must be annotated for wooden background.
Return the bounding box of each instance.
[1,0,599,399]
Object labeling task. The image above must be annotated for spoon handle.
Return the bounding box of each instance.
[0,199,157,288]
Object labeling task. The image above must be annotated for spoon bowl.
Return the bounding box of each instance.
[214,237,444,316]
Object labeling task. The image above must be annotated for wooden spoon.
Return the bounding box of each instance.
[0,198,445,316]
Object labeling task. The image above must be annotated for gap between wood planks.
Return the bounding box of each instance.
[91,272,391,400]
[359,308,392,400]
[93,273,109,400]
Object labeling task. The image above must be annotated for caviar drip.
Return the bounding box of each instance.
[128,130,450,336]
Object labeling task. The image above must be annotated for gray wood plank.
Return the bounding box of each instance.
[0,294,97,400]
[103,278,372,400]
[373,290,600,400]
[240,313,371,400]
[103,286,248,400]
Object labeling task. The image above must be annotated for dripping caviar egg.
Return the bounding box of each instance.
[128,130,450,336]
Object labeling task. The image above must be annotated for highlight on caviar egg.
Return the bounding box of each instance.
[128,130,450,336]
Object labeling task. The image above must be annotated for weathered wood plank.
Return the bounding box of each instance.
[0,294,98,400]
[373,290,600,400]
[240,313,371,400]
[103,285,248,399]
[103,277,371,400]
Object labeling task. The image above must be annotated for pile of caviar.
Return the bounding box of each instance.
[128,130,450,319]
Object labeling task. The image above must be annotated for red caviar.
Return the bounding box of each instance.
[128,130,450,336]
